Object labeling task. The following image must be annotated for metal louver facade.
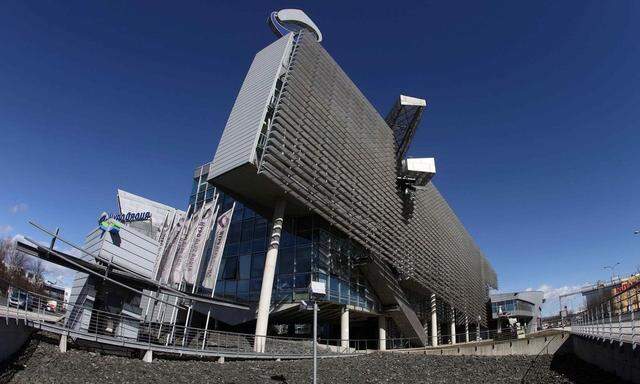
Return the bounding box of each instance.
[254,31,497,322]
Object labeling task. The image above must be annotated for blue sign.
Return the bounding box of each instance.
[108,211,151,223]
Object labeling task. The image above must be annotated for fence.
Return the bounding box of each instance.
[3,281,534,358]
[571,279,639,348]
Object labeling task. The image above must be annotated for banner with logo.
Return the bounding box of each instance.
[157,217,187,284]
[202,204,235,291]
[167,216,194,285]
[183,199,219,285]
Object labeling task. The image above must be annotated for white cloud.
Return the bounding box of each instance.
[0,225,13,234]
[537,283,589,316]
[9,203,28,214]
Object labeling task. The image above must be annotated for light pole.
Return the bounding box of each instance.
[306,281,326,384]
[603,262,620,283]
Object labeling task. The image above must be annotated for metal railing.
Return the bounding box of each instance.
[571,279,639,349]
[2,281,535,358]
[2,283,385,358]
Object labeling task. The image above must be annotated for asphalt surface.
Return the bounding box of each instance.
[1,333,624,384]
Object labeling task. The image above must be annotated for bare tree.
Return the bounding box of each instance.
[30,258,47,283]
[7,248,27,273]
[0,237,12,267]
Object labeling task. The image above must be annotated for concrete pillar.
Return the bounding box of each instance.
[465,316,470,343]
[378,316,387,351]
[430,293,438,347]
[341,307,349,350]
[450,309,456,345]
[254,200,286,353]
[142,350,153,363]
[58,334,67,353]
[217,356,225,363]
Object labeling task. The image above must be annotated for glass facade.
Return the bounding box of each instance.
[189,170,380,312]
[491,299,534,315]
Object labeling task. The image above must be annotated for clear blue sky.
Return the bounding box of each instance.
[1,1,638,314]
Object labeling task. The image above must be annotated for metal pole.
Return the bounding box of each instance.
[313,301,318,384]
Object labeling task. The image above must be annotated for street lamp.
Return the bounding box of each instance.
[603,262,620,283]
[302,281,326,384]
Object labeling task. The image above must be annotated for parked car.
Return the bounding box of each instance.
[9,291,29,309]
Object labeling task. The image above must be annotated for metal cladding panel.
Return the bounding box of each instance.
[258,31,496,322]
[209,34,293,180]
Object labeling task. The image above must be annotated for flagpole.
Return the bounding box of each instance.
[201,200,233,350]
[166,281,182,346]
[182,196,219,348]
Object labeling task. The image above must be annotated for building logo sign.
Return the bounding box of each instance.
[98,211,151,234]
[108,211,152,223]
[98,212,123,234]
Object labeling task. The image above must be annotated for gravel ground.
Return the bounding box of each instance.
[1,333,624,384]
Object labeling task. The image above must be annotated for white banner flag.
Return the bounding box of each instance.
[202,204,235,291]
[183,199,218,285]
[168,216,194,285]
[157,217,186,284]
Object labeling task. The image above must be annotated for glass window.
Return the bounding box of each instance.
[222,195,234,211]
[294,273,310,289]
[190,179,199,195]
[277,248,295,275]
[243,206,255,220]
[241,219,254,241]
[224,280,237,298]
[277,274,293,291]
[217,259,226,280]
[250,278,262,292]
[295,246,312,274]
[214,280,223,296]
[280,222,295,247]
[227,224,241,244]
[239,240,252,254]
[238,254,251,280]
[223,257,237,279]
[296,230,312,246]
[232,207,243,222]
[237,280,249,300]
[251,253,265,278]
[205,188,215,201]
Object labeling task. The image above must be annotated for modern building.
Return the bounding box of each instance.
[23,9,497,352]
[489,291,544,334]
[200,9,497,349]
[580,273,639,315]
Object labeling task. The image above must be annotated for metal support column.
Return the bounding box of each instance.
[254,199,286,353]
[430,293,438,346]
[378,316,387,351]
[341,307,350,350]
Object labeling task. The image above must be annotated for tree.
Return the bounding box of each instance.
[7,247,27,273]
[0,237,12,268]
[30,258,46,284]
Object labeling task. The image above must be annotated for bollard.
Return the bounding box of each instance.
[59,334,68,353]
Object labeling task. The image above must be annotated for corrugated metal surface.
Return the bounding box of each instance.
[258,31,497,323]
[209,34,293,180]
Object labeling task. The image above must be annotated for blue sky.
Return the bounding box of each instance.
[1,1,638,314]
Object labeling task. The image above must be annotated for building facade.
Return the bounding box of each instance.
[203,12,497,347]
[489,291,544,334]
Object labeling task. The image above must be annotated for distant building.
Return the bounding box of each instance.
[581,274,639,315]
[489,291,544,334]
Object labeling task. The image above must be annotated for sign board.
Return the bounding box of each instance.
[310,281,326,295]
